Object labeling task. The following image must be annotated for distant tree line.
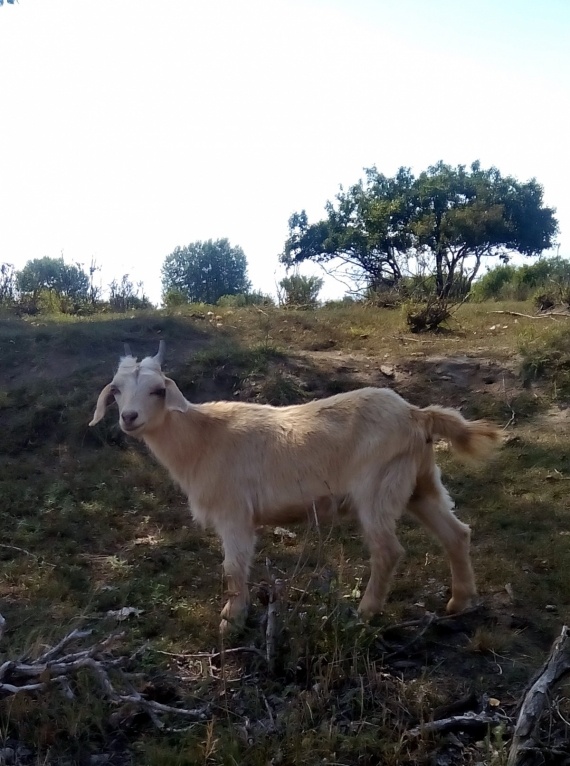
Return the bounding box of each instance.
[0,240,317,316]
[1,161,563,317]
[0,256,152,315]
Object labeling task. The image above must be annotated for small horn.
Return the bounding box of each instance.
[123,343,132,357]
[154,340,166,366]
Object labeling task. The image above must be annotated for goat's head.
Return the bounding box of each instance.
[89,341,188,435]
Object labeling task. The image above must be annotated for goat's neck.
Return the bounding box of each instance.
[142,407,204,489]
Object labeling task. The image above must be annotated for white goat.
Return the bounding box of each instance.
[90,342,501,631]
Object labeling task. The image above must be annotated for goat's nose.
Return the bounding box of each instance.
[122,410,139,426]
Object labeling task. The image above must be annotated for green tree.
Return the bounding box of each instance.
[283,167,415,292]
[0,263,18,305]
[161,239,251,304]
[17,257,89,301]
[283,162,558,298]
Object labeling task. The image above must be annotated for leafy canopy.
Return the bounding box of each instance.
[17,257,89,299]
[282,162,558,297]
[162,239,251,304]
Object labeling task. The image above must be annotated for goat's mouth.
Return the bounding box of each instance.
[120,422,145,435]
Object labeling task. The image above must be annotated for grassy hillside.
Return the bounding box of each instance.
[1,302,569,765]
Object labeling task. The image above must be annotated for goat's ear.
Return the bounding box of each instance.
[164,377,188,413]
[89,383,115,426]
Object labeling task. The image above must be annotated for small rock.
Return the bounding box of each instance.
[391,660,419,670]
[545,604,558,612]
[380,365,395,378]
[273,526,297,539]
[105,606,144,621]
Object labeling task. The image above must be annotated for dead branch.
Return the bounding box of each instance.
[383,613,437,660]
[0,619,210,728]
[507,624,570,766]
[488,310,570,320]
[409,709,504,737]
[0,613,5,643]
[0,543,38,558]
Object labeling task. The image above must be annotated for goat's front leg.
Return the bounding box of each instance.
[218,519,256,633]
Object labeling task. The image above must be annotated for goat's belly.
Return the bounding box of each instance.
[253,495,352,527]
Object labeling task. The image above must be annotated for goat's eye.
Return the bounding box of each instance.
[151,388,166,398]
[110,386,120,396]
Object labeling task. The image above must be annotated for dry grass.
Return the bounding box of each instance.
[0,301,569,764]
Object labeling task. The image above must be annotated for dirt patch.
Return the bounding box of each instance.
[296,350,523,412]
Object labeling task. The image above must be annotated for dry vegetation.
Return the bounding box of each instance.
[1,301,569,765]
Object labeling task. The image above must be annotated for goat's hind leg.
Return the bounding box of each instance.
[217,518,256,633]
[407,468,477,613]
[353,465,412,618]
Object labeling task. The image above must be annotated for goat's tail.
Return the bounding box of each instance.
[416,405,502,462]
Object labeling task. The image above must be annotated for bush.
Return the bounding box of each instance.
[472,257,570,302]
[217,291,275,308]
[521,326,570,396]
[108,275,152,313]
[279,274,323,308]
[471,265,518,301]
[162,288,190,309]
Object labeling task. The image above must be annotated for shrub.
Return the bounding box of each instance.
[279,274,323,308]
[521,326,570,396]
[217,291,275,308]
[404,297,453,333]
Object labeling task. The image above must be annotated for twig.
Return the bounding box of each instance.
[507,624,570,766]
[0,613,6,643]
[265,582,283,672]
[390,334,432,344]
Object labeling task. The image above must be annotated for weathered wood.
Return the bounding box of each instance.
[507,625,570,766]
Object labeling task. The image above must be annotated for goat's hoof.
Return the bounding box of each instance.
[219,607,247,636]
[357,601,384,620]
[446,595,476,614]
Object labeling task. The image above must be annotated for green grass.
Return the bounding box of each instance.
[1,302,569,764]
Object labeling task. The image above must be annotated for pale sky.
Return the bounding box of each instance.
[1,0,569,304]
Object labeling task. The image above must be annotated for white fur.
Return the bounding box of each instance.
[91,349,500,631]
